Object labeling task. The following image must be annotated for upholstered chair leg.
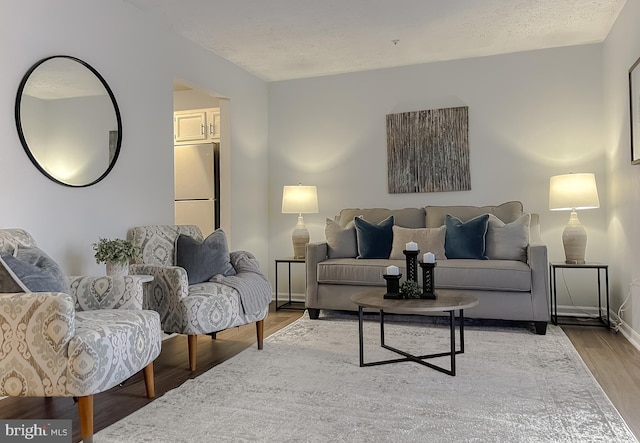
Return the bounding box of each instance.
[188,334,197,371]
[143,362,155,398]
[256,320,264,350]
[77,395,94,442]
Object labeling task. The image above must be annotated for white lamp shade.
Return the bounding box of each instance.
[282,185,318,214]
[549,173,600,211]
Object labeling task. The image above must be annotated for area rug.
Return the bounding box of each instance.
[96,313,637,442]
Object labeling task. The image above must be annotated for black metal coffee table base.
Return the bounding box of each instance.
[357,306,466,376]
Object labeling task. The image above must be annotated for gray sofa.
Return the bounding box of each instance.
[305,202,550,334]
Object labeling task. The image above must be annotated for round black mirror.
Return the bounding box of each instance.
[15,55,122,187]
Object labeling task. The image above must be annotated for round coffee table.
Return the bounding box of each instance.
[351,291,478,376]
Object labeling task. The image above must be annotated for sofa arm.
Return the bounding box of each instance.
[305,242,328,308]
[69,275,148,311]
[527,213,550,322]
[129,264,189,314]
[0,292,75,396]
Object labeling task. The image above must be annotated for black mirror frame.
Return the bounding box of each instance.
[15,55,123,187]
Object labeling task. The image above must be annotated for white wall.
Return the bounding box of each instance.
[0,0,269,274]
[603,0,640,340]
[4,0,634,331]
[268,45,607,301]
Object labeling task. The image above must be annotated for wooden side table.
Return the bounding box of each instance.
[549,262,610,328]
[275,257,306,311]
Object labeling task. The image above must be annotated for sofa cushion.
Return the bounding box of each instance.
[354,216,394,259]
[325,218,357,259]
[436,259,531,291]
[445,214,489,259]
[176,229,236,285]
[316,258,531,292]
[389,225,447,260]
[425,201,523,227]
[486,213,530,262]
[71,309,162,396]
[317,258,404,286]
[338,208,424,228]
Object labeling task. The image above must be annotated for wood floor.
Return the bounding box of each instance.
[562,323,640,438]
[0,303,302,443]
[1,306,638,442]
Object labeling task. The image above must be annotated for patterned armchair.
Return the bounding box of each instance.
[0,229,162,442]
[127,225,271,371]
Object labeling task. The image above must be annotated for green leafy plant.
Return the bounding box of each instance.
[92,238,139,264]
[400,280,422,299]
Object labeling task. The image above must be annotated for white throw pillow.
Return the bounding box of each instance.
[485,213,530,262]
[389,225,447,260]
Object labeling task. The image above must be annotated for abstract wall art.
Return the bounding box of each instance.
[386,106,470,193]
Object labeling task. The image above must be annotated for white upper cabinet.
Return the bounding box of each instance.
[174,108,220,144]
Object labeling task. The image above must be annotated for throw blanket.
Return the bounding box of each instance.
[211,251,272,316]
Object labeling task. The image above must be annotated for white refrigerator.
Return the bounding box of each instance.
[174,142,220,236]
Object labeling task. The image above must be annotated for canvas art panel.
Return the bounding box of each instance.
[387,106,470,193]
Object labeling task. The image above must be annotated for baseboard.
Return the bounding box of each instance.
[609,311,640,352]
[557,304,640,352]
[272,292,305,304]
[555,304,607,318]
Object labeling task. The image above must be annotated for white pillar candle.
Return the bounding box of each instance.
[423,252,435,263]
[386,265,400,275]
[405,241,418,251]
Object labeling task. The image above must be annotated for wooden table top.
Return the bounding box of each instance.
[351,291,479,314]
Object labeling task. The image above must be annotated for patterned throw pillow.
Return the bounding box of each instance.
[176,229,236,285]
[444,214,489,259]
[354,216,394,259]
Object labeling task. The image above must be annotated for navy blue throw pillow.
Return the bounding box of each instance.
[354,216,394,259]
[444,214,489,259]
[176,229,236,285]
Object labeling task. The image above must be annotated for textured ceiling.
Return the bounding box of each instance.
[124,0,626,82]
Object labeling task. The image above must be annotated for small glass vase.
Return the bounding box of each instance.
[105,261,129,277]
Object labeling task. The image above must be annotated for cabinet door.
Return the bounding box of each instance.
[174,111,207,143]
[208,109,220,140]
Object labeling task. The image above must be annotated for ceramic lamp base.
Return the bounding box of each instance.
[292,215,310,259]
[562,210,587,264]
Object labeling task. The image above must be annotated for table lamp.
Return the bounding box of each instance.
[549,173,600,264]
[282,184,318,259]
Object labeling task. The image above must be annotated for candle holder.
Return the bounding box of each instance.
[383,273,402,299]
[403,249,420,283]
[419,262,438,299]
